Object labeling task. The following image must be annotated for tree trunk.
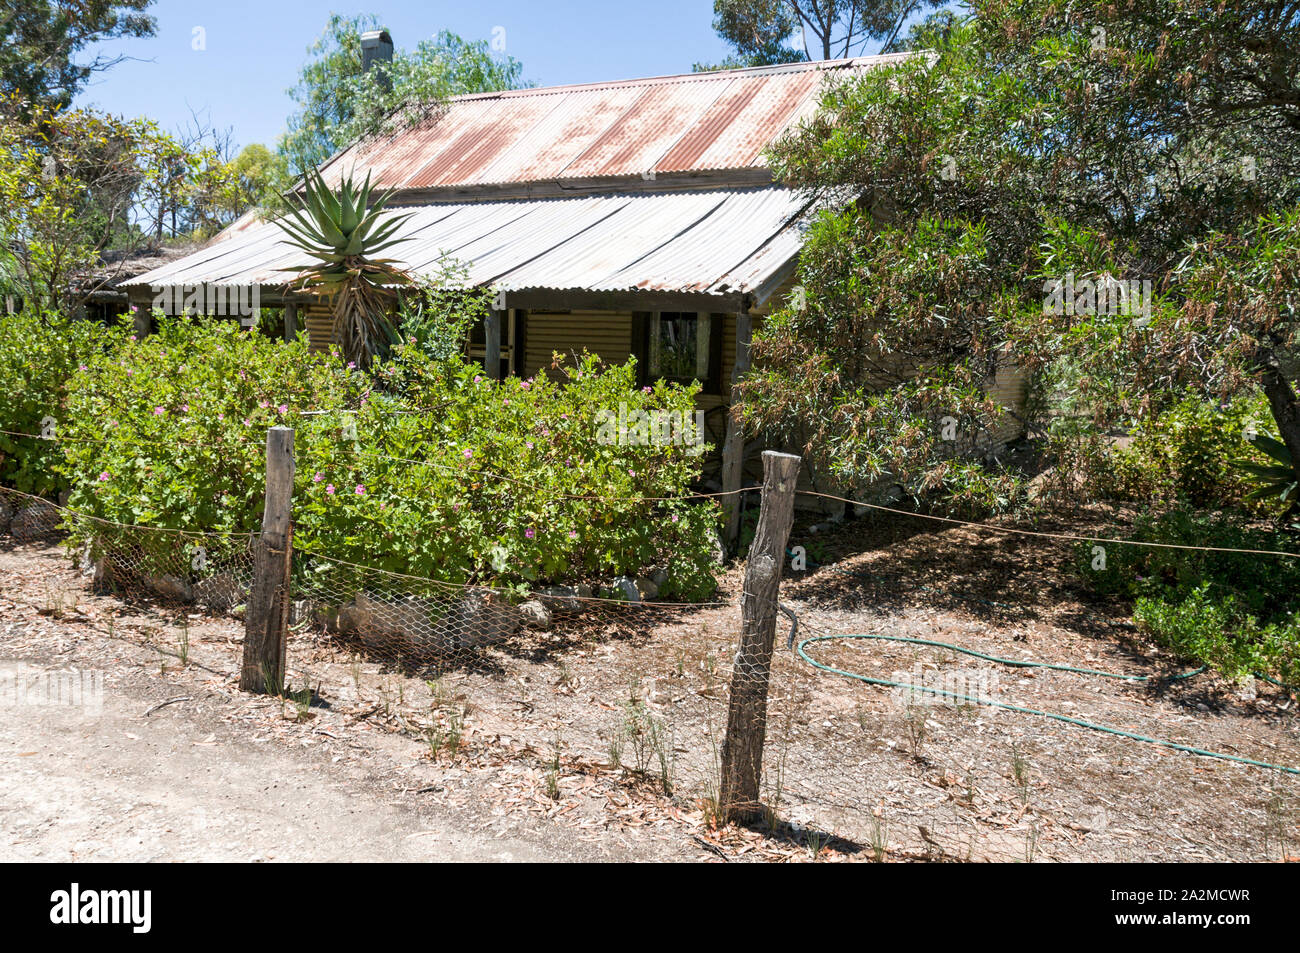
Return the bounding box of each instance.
[1259,354,1300,471]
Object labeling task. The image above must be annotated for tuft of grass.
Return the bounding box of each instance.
[1011,742,1032,806]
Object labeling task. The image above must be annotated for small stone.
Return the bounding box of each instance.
[538,586,582,615]
[147,574,194,603]
[609,576,641,603]
[518,600,552,630]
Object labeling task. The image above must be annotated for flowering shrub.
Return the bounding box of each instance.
[58,318,360,571]
[0,309,129,495]
[57,318,722,599]
[294,343,720,598]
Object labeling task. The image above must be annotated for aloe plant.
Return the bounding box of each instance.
[276,167,413,368]
[1237,432,1300,520]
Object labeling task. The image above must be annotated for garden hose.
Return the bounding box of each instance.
[793,631,1299,776]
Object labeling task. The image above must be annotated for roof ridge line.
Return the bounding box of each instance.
[443,52,917,103]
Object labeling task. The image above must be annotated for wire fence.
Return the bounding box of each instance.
[2,429,1298,861]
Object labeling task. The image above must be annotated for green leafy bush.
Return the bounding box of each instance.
[58,318,361,571]
[1076,508,1300,684]
[56,318,722,599]
[1102,395,1273,509]
[0,309,129,495]
[294,343,721,598]
[1132,586,1299,688]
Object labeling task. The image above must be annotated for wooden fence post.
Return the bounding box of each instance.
[240,426,295,694]
[719,450,800,823]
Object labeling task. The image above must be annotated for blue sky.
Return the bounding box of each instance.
[73,0,750,152]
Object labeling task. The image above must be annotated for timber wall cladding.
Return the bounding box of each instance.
[303,301,336,352]
[523,311,634,378]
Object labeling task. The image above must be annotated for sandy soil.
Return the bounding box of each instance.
[2,501,1298,863]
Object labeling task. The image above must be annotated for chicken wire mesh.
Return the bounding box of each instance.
[0,485,258,613]
[0,476,981,856]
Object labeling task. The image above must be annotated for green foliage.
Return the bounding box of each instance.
[1102,396,1272,509]
[0,309,128,495]
[695,0,805,70]
[279,15,527,175]
[0,1,156,117]
[1236,433,1298,520]
[757,1,1300,510]
[396,266,488,363]
[53,319,721,598]
[305,345,721,598]
[1076,508,1300,685]
[58,319,358,546]
[739,208,1022,511]
[1132,587,1299,690]
[0,98,240,310]
[698,0,943,68]
[277,168,413,369]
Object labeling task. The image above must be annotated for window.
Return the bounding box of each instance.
[649,312,711,385]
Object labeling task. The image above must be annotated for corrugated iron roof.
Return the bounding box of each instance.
[320,54,910,189]
[126,187,813,305]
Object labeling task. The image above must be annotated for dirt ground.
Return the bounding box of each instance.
[2,504,1298,863]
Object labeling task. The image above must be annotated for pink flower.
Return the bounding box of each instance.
[525,528,536,539]
[568,530,578,539]
[462,449,472,459]
[354,484,365,495]
[181,404,190,413]
[259,400,269,409]
[643,386,652,394]
[313,473,323,483]
[473,375,483,383]
[526,441,534,449]
[78,364,88,372]
[97,471,110,482]
[326,484,336,495]
[671,514,679,523]
[278,404,288,415]
[153,406,165,415]
[347,362,357,370]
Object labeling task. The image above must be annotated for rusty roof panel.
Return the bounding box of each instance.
[315,56,910,190]
[471,85,646,184]
[655,69,821,172]
[401,95,560,188]
[558,77,731,178]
